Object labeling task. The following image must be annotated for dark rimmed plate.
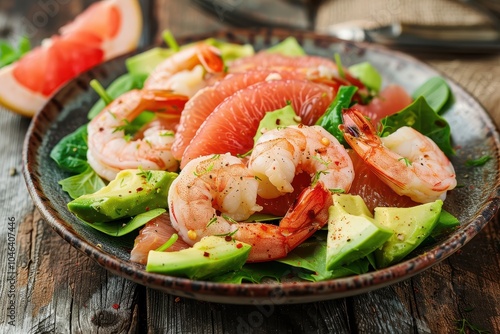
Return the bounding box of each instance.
[23,28,500,305]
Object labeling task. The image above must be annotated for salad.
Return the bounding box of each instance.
[50,33,463,283]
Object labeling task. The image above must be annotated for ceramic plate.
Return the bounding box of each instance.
[23,28,500,304]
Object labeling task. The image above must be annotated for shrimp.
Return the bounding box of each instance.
[341,107,457,203]
[143,42,225,97]
[168,153,333,262]
[87,89,189,181]
[248,125,355,199]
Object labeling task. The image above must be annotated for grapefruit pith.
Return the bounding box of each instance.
[0,0,142,117]
[180,79,335,168]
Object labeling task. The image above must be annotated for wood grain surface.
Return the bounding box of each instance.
[0,0,499,333]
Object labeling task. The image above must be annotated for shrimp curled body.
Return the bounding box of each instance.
[248,125,355,199]
[342,107,457,203]
[144,43,225,97]
[168,153,333,262]
[87,89,188,181]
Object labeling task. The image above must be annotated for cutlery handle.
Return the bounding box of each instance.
[366,22,500,53]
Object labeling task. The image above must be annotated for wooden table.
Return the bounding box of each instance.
[1,0,499,332]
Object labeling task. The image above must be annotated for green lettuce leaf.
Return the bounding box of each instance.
[58,166,105,199]
[379,96,454,156]
[278,233,371,281]
[209,262,292,284]
[50,125,89,174]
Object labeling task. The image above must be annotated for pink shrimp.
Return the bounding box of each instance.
[341,107,457,203]
[167,153,332,262]
[143,42,225,97]
[87,89,188,181]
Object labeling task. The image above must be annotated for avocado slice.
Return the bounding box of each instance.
[146,236,251,280]
[253,104,300,144]
[68,169,177,223]
[374,200,443,268]
[326,194,393,270]
[126,47,175,76]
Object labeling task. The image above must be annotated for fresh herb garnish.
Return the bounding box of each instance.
[155,233,179,252]
[90,79,113,105]
[398,157,412,166]
[456,318,490,334]
[137,167,154,182]
[465,155,491,167]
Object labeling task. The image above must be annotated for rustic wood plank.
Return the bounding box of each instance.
[6,203,142,333]
[146,289,353,333]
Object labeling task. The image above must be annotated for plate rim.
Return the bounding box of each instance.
[22,27,500,304]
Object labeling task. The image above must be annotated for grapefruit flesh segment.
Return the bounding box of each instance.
[347,149,417,212]
[171,69,308,160]
[15,32,105,96]
[355,84,413,125]
[180,79,335,168]
[130,213,190,265]
[229,52,338,73]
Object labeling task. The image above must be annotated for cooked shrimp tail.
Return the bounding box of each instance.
[341,107,457,203]
[167,153,332,262]
[235,182,332,262]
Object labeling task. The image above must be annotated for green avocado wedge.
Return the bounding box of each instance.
[326,194,393,270]
[146,236,251,280]
[68,169,177,223]
[374,200,443,268]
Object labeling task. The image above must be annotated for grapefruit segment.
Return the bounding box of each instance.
[347,149,417,212]
[171,69,308,160]
[180,79,335,168]
[0,0,142,117]
[355,84,413,125]
[229,52,339,73]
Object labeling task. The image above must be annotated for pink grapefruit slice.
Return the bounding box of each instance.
[180,79,335,168]
[0,0,142,117]
[171,69,308,160]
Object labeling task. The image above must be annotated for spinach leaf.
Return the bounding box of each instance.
[412,77,452,114]
[59,166,105,199]
[316,85,358,145]
[209,262,292,284]
[379,96,455,156]
[88,73,147,119]
[50,125,89,174]
[85,208,166,237]
[0,36,30,68]
[278,233,371,281]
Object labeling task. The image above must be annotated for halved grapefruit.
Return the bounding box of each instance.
[180,79,335,168]
[0,0,142,117]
